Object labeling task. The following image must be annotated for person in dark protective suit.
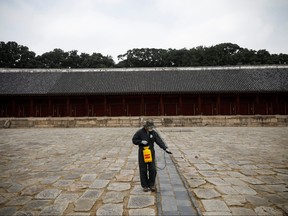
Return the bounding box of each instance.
[132,120,172,192]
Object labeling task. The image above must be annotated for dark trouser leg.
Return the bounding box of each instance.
[148,150,157,187]
[148,160,157,187]
[138,149,149,188]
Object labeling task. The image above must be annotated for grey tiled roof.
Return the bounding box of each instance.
[0,66,288,95]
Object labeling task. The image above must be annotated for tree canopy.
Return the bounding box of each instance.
[117,43,288,67]
[0,42,114,68]
[0,41,287,68]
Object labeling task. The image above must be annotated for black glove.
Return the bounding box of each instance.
[165,148,172,154]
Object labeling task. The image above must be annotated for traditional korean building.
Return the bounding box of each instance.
[0,66,287,118]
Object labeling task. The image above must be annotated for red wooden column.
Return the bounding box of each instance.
[48,96,52,117]
[255,94,260,114]
[236,94,240,114]
[217,94,221,115]
[122,96,126,116]
[85,96,89,116]
[179,95,183,115]
[141,95,144,116]
[66,97,70,117]
[160,94,164,115]
[198,95,202,115]
[275,95,279,114]
[104,95,107,116]
[12,98,16,117]
[30,97,34,117]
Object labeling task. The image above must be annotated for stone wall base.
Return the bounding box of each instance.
[1,116,288,128]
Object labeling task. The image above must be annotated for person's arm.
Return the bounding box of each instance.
[154,131,172,154]
[132,130,142,146]
[132,129,148,146]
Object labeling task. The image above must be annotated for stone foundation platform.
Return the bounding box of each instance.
[1,115,287,128]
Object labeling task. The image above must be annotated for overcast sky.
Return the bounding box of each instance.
[1,0,288,62]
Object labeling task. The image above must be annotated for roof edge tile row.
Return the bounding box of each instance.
[1,65,288,73]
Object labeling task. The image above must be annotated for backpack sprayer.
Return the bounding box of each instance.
[142,146,169,171]
[143,146,153,163]
[143,145,167,170]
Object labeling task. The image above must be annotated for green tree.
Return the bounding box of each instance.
[0,41,38,68]
[212,43,241,65]
[118,48,168,67]
[81,53,114,68]
[234,48,257,65]
[256,49,271,64]
[37,48,69,68]
[1,41,288,68]
[278,53,288,64]
[64,50,82,68]
[164,48,193,66]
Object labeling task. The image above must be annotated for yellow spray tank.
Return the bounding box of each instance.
[143,146,152,163]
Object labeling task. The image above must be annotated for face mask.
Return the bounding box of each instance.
[148,127,153,132]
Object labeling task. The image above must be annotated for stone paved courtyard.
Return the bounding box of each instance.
[0,128,153,216]
[0,127,288,215]
[158,127,288,215]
